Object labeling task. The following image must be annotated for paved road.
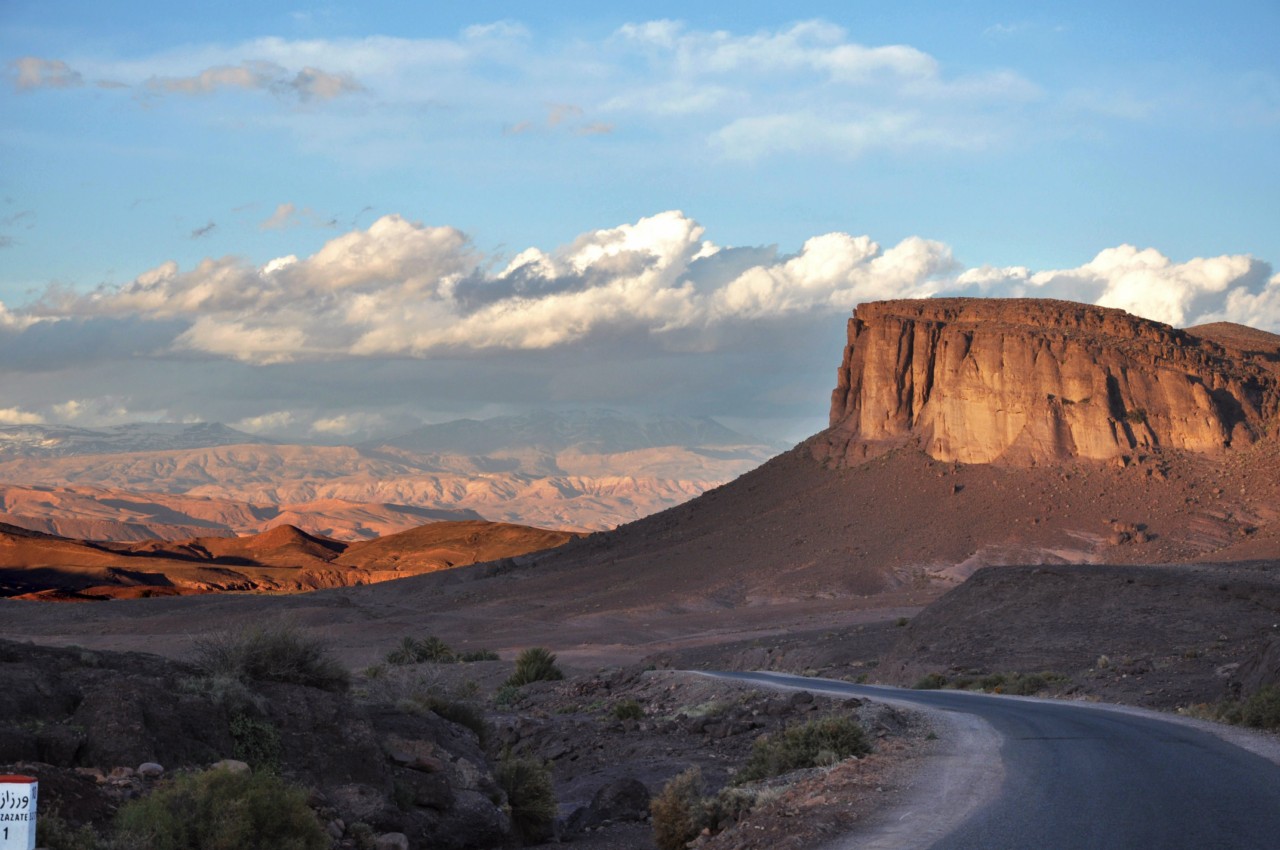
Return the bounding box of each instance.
[707,671,1280,850]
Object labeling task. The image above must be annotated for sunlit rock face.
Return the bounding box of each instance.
[821,298,1280,466]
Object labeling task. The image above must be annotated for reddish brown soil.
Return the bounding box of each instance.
[0,519,580,598]
[0,432,1274,680]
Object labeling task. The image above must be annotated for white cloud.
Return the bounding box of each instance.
[9,57,83,91]
[8,212,1277,372]
[44,20,1035,162]
[1195,272,1280,330]
[235,410,295,433]
[310,412,387,436]
[0,407,45,425]
[957,245,1271,327]
[43,397,143,425]
[606,19,1037,160]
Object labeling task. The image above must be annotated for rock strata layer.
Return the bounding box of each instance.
[822,299,1280,466]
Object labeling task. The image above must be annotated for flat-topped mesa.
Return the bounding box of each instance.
[821,298,1280,466]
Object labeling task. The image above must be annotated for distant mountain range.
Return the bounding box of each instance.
[374,410,774,456]
[0,411,780,537]
[0,422,265,458]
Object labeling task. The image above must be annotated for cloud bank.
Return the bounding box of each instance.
[1,211,1275,441]
[11,210,1277,370]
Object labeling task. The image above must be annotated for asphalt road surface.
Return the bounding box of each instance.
[707,671,1280,850]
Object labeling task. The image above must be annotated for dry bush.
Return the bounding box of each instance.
[651,767,707,850]
[736,714,871,784]
[191,623,348,692]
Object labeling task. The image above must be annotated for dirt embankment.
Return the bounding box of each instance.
[874,560,1280,710]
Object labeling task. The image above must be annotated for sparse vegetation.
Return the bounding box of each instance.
[494,683,521,708]
[505,647,564,687]
[612,698,644,721]
[651,767,707,850]
[678,698,732,720]
[735,714,871,784]
[495,756,557,844]
[384,635,498,665]
[460,648,500,662]
[1124,408,1149,425]
[192,623,349,692]
[229,712,281,771]
[650,766,785,848]
[1194,685,1280,731]
[36,811,102,850]
[895,616,910,627]
[386,634,455,665]
[113,768,328,850]
[913,672,948,690]
[913,670,1065,695]
[1239,685,1280,729]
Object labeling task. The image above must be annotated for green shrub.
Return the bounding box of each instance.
[416,636,457,663]
[736,715,871,784]
[494,683,521,708]
[495,757,557,844]
[37,811,102,850]
[192,624,349,692]
[114,768,327,850]
[1000,672,1064,696]
[505,647,564,687]
[1240,685,1280,730]
[178,674,263,716]
[651,767,706,850]
[385,637,421,665]
[612,699,644,721]
[460,648,500,662]
[229,712,281,771]
[386,635,457,665]
[1125,408,1149,425]
[913,672,947,690]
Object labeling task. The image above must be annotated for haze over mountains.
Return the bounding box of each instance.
[0,410,777,539]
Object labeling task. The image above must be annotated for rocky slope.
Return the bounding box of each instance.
[0,639,515,849]
[874,561,1280,710]
[821,299,1280,465]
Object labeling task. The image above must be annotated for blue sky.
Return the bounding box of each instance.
[0,1,1277,442]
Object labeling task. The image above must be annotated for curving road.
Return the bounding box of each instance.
[705,671,1280,850]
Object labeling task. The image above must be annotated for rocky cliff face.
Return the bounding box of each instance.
[821,299,1280,466]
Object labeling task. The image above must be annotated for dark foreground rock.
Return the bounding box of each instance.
[0,639,511,849]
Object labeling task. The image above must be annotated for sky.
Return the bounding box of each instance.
[1,1,1278,444]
